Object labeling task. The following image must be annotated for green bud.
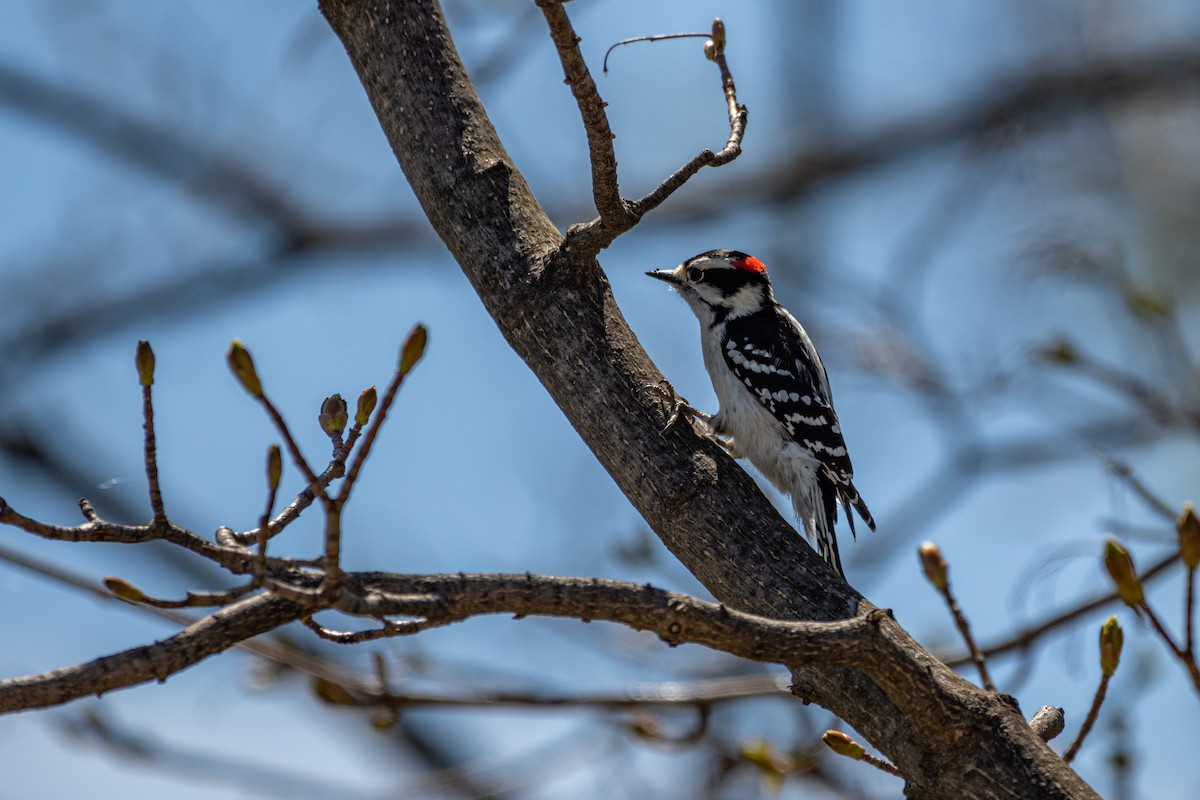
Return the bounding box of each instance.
[710,18,726,51]
[318,394,348,435]
[703,40,716,61]
[103,577,144,603]
[1178,503,1200,570]
[1104,538,1144,607]
[399,324,427,377]
[356,386,378,426]
[918,541,949,591]
[1099,616,1123,677]
[822,730,864,760]
[266,445,282,491]
[227,340,263,397]
[135,340,155,387]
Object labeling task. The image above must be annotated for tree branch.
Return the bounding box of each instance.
[0,592,303,713]
[0,571,881,714]
[538,6,746,259]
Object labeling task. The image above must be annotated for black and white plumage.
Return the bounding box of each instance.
[647,249,874,575]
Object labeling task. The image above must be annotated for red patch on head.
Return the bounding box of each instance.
[731,256,767,273]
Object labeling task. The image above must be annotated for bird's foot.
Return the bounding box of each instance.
[639,379,712,433]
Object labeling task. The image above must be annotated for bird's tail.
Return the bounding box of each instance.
[799,476,844,577]
[839,481,875,540]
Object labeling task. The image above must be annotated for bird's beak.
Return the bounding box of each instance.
[646,265,685,286]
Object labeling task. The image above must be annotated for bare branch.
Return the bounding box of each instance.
[0,570,886,714]
[0,592,303,713]
[537,0,632,237]
[0,495,313,576]
[538,7,747,258]
[944,550,1179,666]
[919,543,995,691]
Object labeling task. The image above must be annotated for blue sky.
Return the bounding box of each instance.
[2,1,1199,797]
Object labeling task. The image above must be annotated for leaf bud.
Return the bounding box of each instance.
[103,577,144,603]
[356,386,378,426]
[318,394,348,436]
[135,340,155,387]
[918,541,949,591]
[226,340,263,397]
[399,324,427,377]
[822,730,865,760]
[1103,538,1144,607]
[1099,615,1123,677]
[266,444,282,491]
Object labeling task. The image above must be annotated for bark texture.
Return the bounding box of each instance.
[319,2,1099,797]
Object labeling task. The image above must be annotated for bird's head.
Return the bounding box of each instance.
[647,249,773,324]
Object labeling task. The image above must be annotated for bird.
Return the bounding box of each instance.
[646,249,874,576]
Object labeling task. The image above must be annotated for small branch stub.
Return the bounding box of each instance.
[1028,706,1065,743]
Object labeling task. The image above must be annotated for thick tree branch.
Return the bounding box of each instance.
[0,571,902,716]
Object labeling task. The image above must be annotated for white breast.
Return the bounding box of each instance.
[700,323,822,500]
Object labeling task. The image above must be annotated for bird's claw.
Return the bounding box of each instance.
[639,379,706,434]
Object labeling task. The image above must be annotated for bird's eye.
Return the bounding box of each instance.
[687,267,704,283]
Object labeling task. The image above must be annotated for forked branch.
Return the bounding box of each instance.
[537,4,747,259]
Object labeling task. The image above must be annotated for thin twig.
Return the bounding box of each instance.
[602,32,709,73]
[256,393,324,497]
[940,582,995,691]
[222,453,350,547]
[921,543,995,690]
[942,550,1180,666]
[537,0,631,236]
[255,485,278,585]
[135,583,260,609]
[0,495,318,575]
[542,13,747,258]
[823,731,905,778]
[139,365,166,525]
[861,750,905,778]
[1141,601,1200,690]
[1186,566,1195,657]
[626,18,747,220]
[1063,674,1110,763]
